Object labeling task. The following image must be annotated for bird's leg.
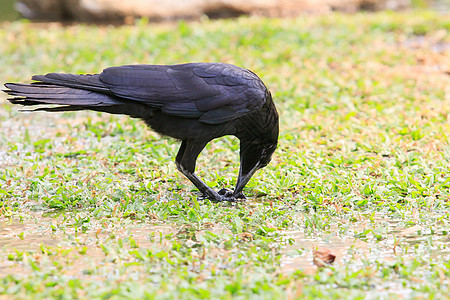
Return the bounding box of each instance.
[176,140,235,202]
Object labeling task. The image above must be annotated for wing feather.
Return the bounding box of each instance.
[99,63,267,124]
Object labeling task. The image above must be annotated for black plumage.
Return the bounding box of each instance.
[4,63,279,202]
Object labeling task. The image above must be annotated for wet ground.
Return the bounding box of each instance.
[2,211,448,284]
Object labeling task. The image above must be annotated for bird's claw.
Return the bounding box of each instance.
[198,188,246,203]
[218,188,233,197]
[218,188,246,202]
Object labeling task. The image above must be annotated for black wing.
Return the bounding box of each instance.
[99,63,268,124]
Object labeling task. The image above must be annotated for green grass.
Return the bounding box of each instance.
[0,11,449,299]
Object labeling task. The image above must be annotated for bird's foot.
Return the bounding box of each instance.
[218,188,246,201]
[198,188,246,203]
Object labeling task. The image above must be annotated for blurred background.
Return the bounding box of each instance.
[0,0,448,23]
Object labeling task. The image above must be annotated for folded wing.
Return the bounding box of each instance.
[99,63,268,124]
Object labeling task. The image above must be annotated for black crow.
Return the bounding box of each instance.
[4,63,279,202]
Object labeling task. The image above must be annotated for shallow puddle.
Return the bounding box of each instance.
[1,217,59,251]
[281,230,371,273]
[280,213,449,277]
[1,210,449,290]
[0,212,178,276]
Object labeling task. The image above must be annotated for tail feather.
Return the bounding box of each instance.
[4,83,123,106]
[31,73,110,93]
[5,83,69,94]
[4,77,153,119]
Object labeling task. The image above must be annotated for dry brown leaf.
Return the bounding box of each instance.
[238,232,253,241]
[313,248,336,267]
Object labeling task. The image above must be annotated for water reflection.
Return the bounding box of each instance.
[0,212,177,276]
[280,214,449,274]
[1,211,448,294]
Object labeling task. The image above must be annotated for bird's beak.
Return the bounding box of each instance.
[233,163,260,196]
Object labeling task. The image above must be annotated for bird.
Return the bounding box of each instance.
[3,63,279,202]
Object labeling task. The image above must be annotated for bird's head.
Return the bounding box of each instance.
[234,127,278,194]
[233,90,279,196]
[234,135,278,195]
[251,141,278,170]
